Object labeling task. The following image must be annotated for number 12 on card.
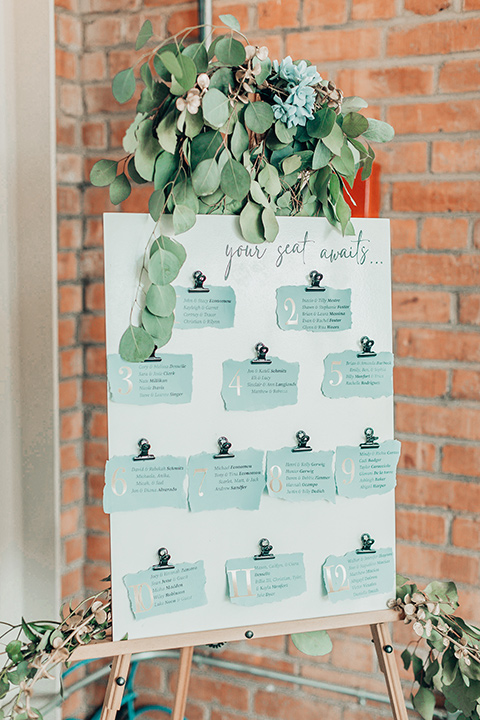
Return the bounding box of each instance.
[324,563,350,593]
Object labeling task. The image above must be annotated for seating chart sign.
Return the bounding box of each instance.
[104,214,397,642]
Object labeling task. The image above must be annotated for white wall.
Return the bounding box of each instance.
[0,0,59,624]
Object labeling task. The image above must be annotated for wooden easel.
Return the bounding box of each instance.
[71,608,407,720]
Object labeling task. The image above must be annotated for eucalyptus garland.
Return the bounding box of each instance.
[2,578,479,720]
[90,14,394,360]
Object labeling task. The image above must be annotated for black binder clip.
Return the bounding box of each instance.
[188,270,209,293]
[356,533,376,554]
[292,430,312,453]
[153,547,175,570]
[251,342,271,364]
[214,436,235,459]
[360,427,379,450]
[305,270,325,292]
[254,538,275,560]
[357,336,377,358]
[133,438,155,461]
[144,348,163,363]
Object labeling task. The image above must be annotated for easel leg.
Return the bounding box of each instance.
[172,646,194,720]
[100,653,132,720]
[371,623,408,720]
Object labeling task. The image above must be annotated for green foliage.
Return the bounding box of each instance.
[90,159,118,187]
[112,67,136,104]
[291,630,333,657]
[244,101,274,134]
[110,173,131,205]
[135,20,153,50]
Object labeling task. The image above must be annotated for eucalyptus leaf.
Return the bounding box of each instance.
[331,143,355,177]
[109,173,131,205]
[159,51,182,79]
[275,120,295,144]
[150,235,186,266]
[154,151,178,190]
[173,178,199,212]
[262,206,279,243]
[342,96,368,114]
[307,106,336,139]
[342,112,369,138]
[192,157,221,196]
[136,80,168,113]
[254,57,272,86]
[231,121,249,160]
[282,154,301,175]
[362,118,395,143]
[401,649,411,671]
[148,188,165,221]
[412,687,436,720]
[146,283,176,317]
[6,640,23,662]
[127,159,145,186]
[239,200,264,243]
[176,54,197,92]
[201,187,224,206]
[7,661,29,686]
[123,112,147,154]
[148,247,182,285]
[424,580,459,611]
[258,163,282,197]
[218,147,231,171]
[329,172,341,202]
[135,118,161,181]
[207,34,226,60]
[185,108,204,139]
[119,325,155,362]
[245,101,274,134]
[142,308,174,346]
[312,140,332,170]
[215,37,246,66]
[250,180,269,208]
[22,618,39,642]
[182,43,208,73]
[112,67,136,104]
[90,159,117,187]
[322,122,344,155]
[209,67,235,95]
[291,630,333,656]
[335,188,352,234]
[140,62,153,90]
[0,677,9,699]
[202,88,230,129]
[156,110,177,154]
[135,19,153,50]
[173,203,196,234]
[220,157,251,200]
[219,13,241,31]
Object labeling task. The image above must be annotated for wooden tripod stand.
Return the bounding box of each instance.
[71,608,407,720]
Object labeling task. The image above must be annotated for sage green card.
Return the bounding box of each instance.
[221,357,299,411]
[104,454,187,512]
[107,353,193,405]
[123,561,207,619]
[322,351,394,398]
[276,285,352,332]
[175,286,236,329]
[265,448,336,503]
[225,553,306,606]
[322,548,394,603]
[335,440,401,498]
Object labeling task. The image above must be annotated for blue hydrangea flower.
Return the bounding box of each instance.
[273,79,317,128]
[273,56,321,87]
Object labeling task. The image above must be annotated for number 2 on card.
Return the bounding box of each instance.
[284,297,298,326]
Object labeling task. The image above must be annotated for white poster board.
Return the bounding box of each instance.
[104,214,396,642]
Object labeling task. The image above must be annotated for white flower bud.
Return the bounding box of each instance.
[197,73,210,89]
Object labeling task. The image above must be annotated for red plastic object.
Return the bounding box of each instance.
[346,162,381,219]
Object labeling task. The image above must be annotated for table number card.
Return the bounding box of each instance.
[225,552,306,606]
[322,350,394,399]
[104,454,187,512]
[276,285,352,332]
[187,448,265,512]
[123,561,207,619]
[221,354,299,411]
[322,547,394,603]
[265,447,335,503]
[175,285,236,329]
[107,353,193,405]
[335,440,401,498]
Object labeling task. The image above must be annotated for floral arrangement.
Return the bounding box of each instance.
[1,578,479,720]
[391,575,480,720]
[90,15,394,363]
[0,589,110,720]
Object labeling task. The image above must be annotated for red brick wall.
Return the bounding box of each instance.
[56,0,480,717]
